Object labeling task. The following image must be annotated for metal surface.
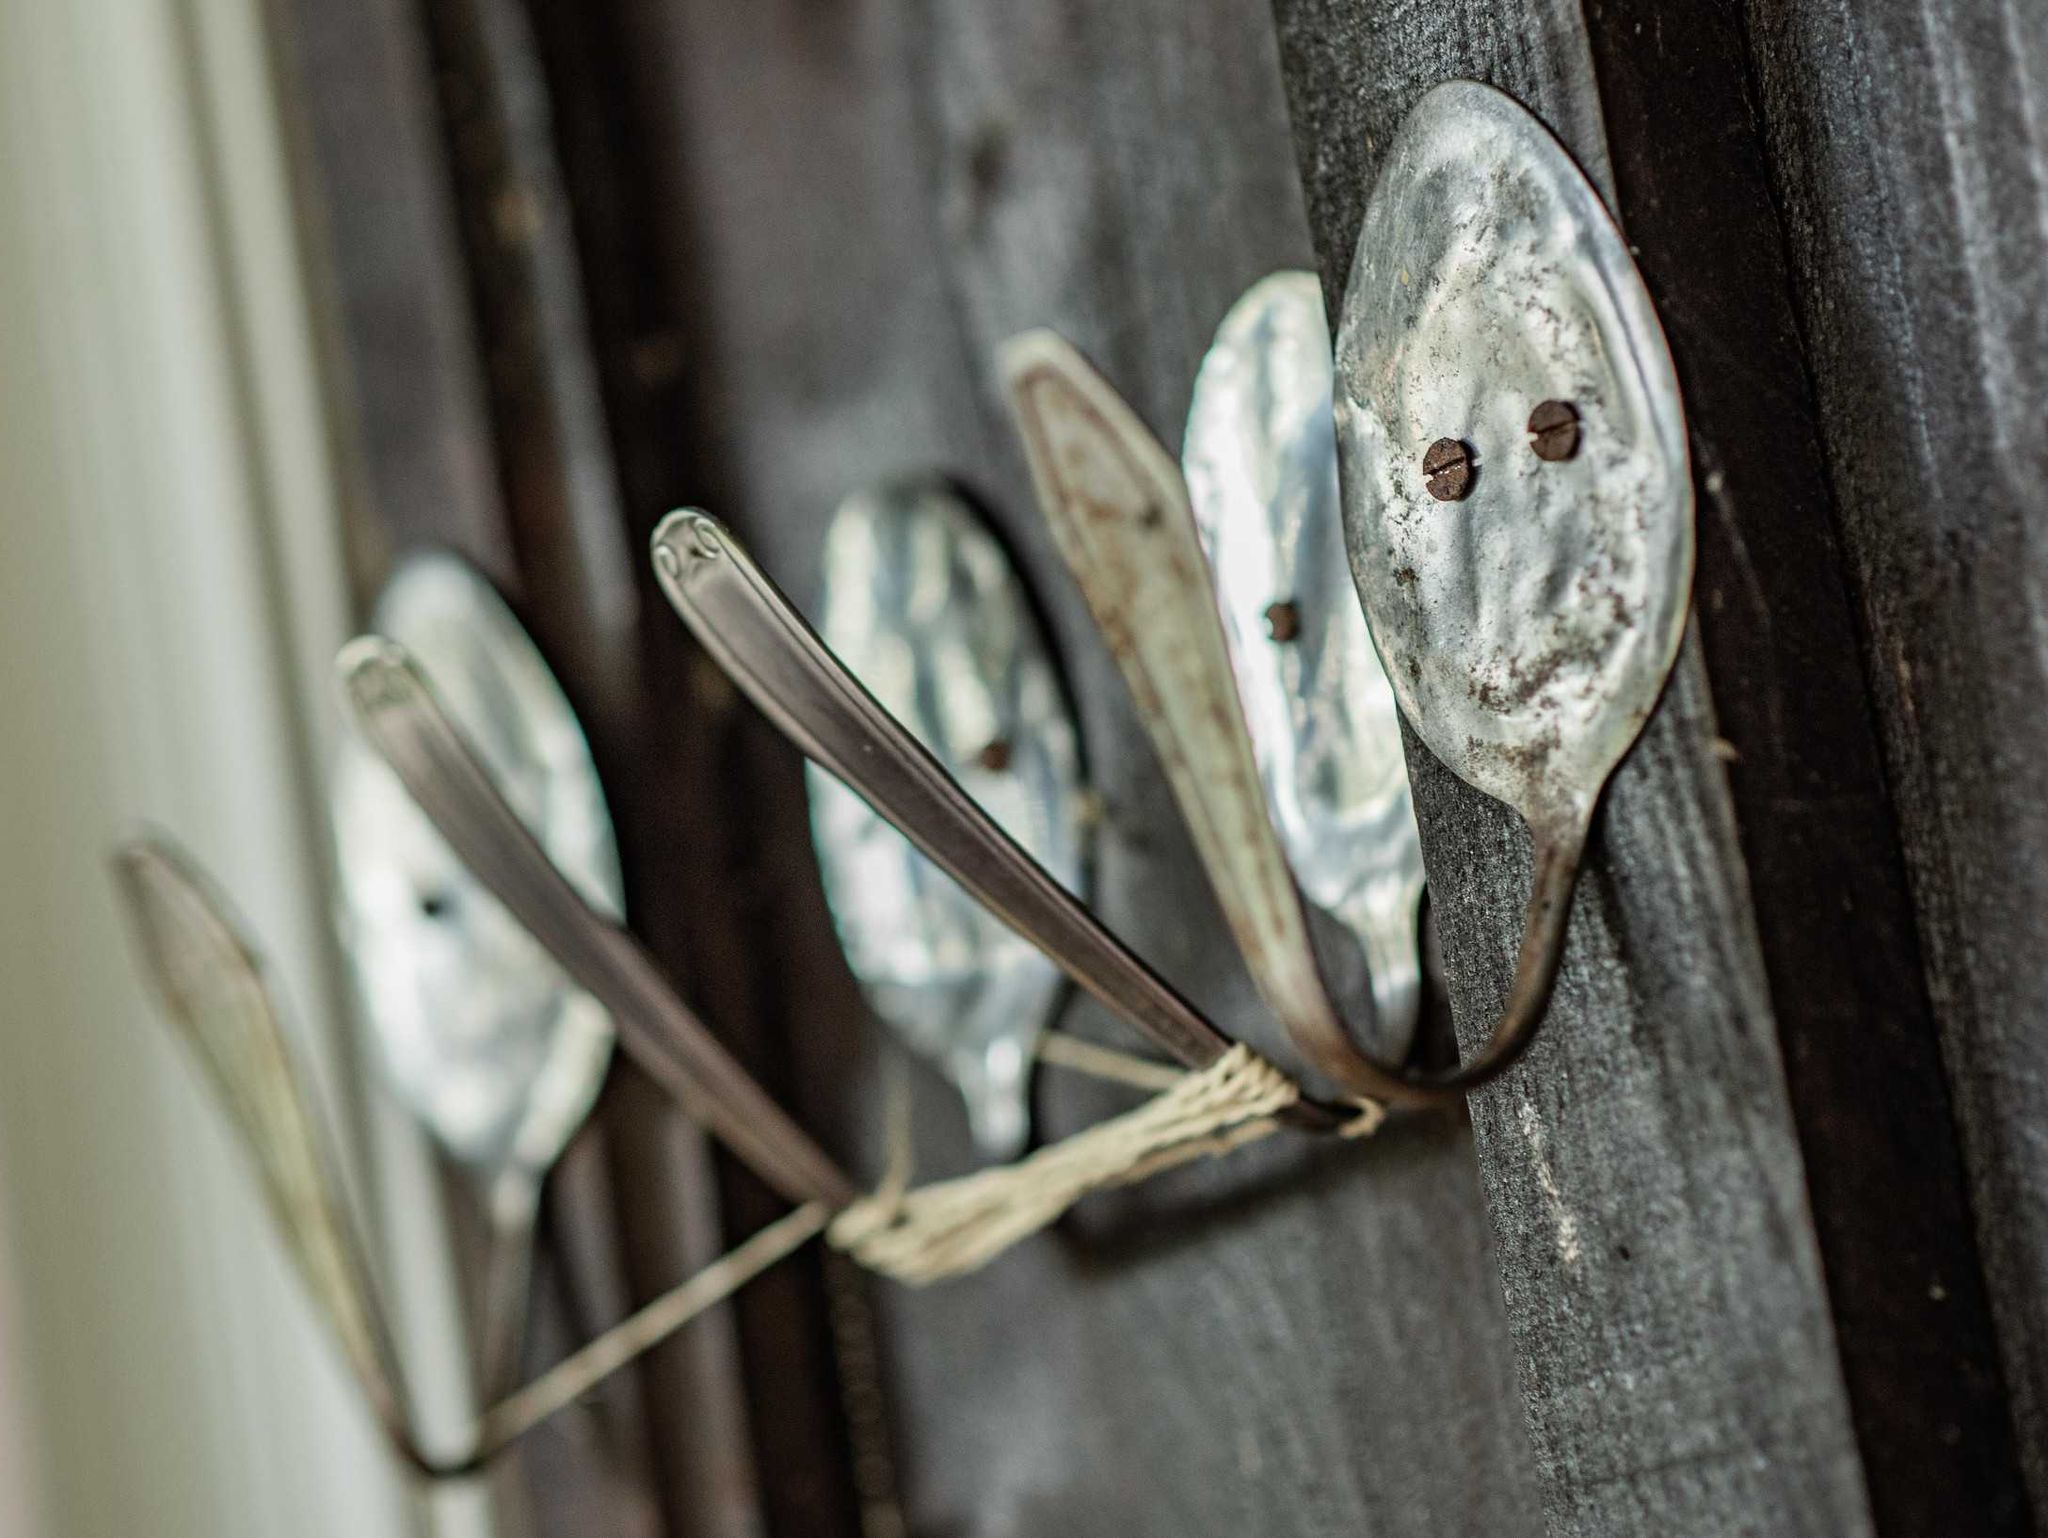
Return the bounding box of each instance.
[1181,270,1425,1067]
[109,836,433,1472]
[1003,330,1398,1101]
[338,637,857,1207]
[649,511,1348,1130]
[806,478,1084,1156]
[1333,80,1694,1090]
[332,552,620,1387]
[334,554,619,1186]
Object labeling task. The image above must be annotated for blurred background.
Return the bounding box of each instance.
[0,0,471,1531]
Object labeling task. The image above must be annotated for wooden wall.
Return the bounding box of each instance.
[269,0,2048,1533]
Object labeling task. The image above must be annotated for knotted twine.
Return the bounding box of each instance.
[476,1042,1381,1454]
[835,1044,1314,1284]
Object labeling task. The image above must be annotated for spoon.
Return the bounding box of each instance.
[1331,81,1694,1090]
[331,551,619,1394]
[805,477,1087,1158]
[337,636,857,1206]
[112,833,834,1476]
[648,510,1341,1133]
[1182,272,1425,1064]
[110,834,433,1474]
[1001,330,1410,1103]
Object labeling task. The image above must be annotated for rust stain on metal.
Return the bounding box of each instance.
[1528,398,1581,461]
[1263,599,1303,642]
[1422,436,1475,500]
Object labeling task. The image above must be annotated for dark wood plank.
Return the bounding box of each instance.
[268,0,765,1530]
[512,0,886,1530]
[269,0,507,588]
[586,0,1546,1532]
[1574,3,2027,1532]
[1741,0,2048,1519]
[1270,2,1905,1531]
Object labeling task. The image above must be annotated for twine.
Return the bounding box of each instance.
[473,1200,831,1459]
[827,1045,1302,1285]
[462,1041,1383,1468]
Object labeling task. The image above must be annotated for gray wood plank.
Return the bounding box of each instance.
[603,0,1545,1531]
[1271,3,1882,1532]
[1743,0,2048,1516]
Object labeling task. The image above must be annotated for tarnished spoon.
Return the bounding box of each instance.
[331,551,620,1393]
[1001,330,1408,1103]
[648,510,1347,1134]
[1183,272,1425,1064]
[805,478,1087,1157]
[112,834,830,1477]
[110,835,434,1473]
[1331,81,1694,1090]
[337,636,856,1207]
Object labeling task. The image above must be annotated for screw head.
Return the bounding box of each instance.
[1422,438,1475,501]
[1263,600,1302,643]
[1527,399,1581,461]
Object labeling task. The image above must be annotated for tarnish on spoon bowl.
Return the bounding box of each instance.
[806,478,1086,1158]
[1334,81,1694,1090]
[332,552,621,1388]
[1183,270,1425,1062]
[333,552,621,1189]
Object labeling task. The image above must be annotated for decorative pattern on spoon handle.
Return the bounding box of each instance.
[649,510,1246,1082]
[338,638,856,1209]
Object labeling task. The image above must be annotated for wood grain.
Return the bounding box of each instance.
[272,0,2048,1531]
[1270,2,1907,1532]
[583,0,1545,1531]
[1742,0,2048,1519]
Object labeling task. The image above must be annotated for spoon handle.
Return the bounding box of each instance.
[649,511,1239,1080]
[110,834,446,1474]
[1002,331,1419,1103]
[339,638,856,1210]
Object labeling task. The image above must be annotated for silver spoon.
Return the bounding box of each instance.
[1182,272,1425,1064]
[113,833,833,1477]
[1331,81,1694,1091]
[1001,330,1410,1103]
[331,552,619,1395]
[648,510,1342,1133]
[805,477,1088,1158]
[337,636,858,1206]
[110,834,436,1475]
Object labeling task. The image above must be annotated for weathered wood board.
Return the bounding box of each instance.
[269,0,2048,1531]
[1741,0,2048,1519]
[578,0,1547,1531]
[1268,0,2027,1532]
[272,1,770,1532]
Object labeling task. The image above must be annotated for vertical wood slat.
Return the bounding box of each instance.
[1579,8,2028,1532]
[1267,3,1956,1533]
[514,0,878,1532]
[1741,0,2048,1521]
[407,1,805,1532]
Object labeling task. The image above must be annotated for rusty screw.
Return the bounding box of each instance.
[1527,399,1581,462]
[976,738,1013,773]
[1263,600,1302,643]
[1422,438,1475,501]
